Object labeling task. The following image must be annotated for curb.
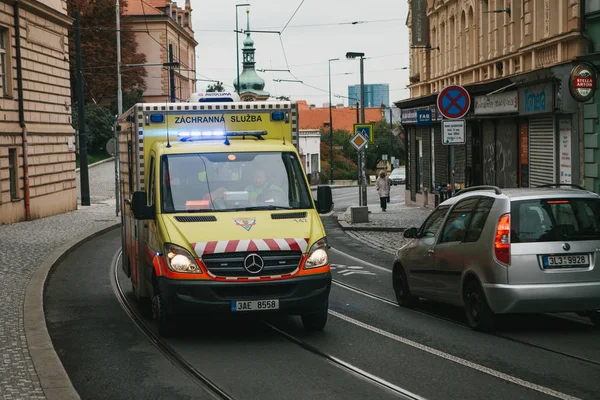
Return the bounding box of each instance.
[336,218,406,232]
[75,156,114,173]
[24,222,121,400]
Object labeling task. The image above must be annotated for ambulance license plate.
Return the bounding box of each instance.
[232,299,279,312]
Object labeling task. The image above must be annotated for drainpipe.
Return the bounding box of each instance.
[14,2,30,221]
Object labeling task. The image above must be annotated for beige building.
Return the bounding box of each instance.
[408,0,583,98]
[124,0,197,103]
[399,0,587,207]
[0,0,76,224]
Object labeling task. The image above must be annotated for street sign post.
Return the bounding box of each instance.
[437,85,471,120]
[354,123,374,144]
[438,85,471,196]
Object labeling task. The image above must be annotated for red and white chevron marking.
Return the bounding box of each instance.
[192,238,309,257]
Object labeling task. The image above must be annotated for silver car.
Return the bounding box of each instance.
[393,185,600,331]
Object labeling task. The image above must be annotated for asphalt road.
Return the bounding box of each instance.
[45,221,600,400]
[313,185,406,211]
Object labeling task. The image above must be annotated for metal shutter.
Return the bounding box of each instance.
[528,116,555,187]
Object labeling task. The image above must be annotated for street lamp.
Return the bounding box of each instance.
[328,57,339,185]
[346,51,367,206]
[235,3,250,93]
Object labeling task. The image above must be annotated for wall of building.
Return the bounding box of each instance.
[0,0,76,224]
[407,0,583,98]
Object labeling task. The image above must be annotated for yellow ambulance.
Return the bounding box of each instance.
[118,93,333,337]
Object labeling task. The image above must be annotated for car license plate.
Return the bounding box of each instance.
[543,254,590,268]
[232,299,279,312]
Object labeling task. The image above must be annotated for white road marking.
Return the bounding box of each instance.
[329,310,580,400]
[347,266,364,270]
[339,270,376,276]
[329,247,392,273]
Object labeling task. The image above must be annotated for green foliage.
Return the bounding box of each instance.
[206,82,225,92]
[72,103,116,154]
[318,121,405,183]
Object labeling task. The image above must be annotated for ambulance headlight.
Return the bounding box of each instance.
[304,237,329,269]
[164,243,202,274]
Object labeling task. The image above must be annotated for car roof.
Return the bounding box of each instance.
[438,187,600,207]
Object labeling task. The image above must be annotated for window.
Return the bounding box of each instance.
[418,206,450,238]
[160,152,313,213]
[9,148,18,199]
[148,156,155,205]
[464,197,495,242]
[511,199,600,243]
[0,27,8,97]
[440,197,479,243]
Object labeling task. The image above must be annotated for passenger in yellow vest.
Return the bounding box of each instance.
[246,168,284,205]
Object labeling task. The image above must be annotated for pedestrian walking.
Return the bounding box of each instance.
[376,171,390,212]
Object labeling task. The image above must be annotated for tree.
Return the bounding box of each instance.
[206,82,225,92]
[72,103,116,154]
[68,0,147,105]
[109,89,144,116]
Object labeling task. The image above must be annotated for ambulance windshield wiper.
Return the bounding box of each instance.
[243,205,293,210]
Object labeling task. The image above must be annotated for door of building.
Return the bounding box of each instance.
[528,116,555,187]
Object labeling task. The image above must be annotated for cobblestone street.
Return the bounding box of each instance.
[0,161,118,400]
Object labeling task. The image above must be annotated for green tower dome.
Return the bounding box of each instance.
[233,10,269,99]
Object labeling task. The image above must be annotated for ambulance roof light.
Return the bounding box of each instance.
[177,130,267,142]
[187,92,241,103]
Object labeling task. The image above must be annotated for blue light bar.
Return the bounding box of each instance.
[150,114,164,123]
[271,111,285,121]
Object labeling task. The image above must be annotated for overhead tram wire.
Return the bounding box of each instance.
[281,0,305,34]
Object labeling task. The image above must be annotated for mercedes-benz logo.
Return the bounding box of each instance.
[243,253,264,274]
[563,243,571,251]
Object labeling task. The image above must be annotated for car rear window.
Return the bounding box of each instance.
[511,198,600,243]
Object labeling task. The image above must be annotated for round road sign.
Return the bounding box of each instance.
[437,85,471,119]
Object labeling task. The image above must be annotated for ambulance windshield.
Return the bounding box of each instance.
[160,152,314,213]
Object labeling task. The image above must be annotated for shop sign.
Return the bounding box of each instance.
[416,110,432,125]
[411,0,428,47]
[519,83,554,115]
[559,119,572,184]
[569,62,597,102]
[401,106,441,124]
[474,91,518,115]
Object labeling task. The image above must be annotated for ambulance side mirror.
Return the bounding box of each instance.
[131,191,155,220]
[316,186,333,214]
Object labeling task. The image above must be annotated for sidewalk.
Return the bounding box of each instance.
[0,160,119,400]
[335,202,433,255]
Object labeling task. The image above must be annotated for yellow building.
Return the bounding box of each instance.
[0,0,76,224]
[398,0,588,207]
[124,0,197,102]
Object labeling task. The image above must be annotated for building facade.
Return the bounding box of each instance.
[0,0,76,224]
[399,0,587,207]
[299,129,321,185]
[124,0,197,102]
[348,83,390,107]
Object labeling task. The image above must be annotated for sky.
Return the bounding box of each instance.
[191,0,410,107]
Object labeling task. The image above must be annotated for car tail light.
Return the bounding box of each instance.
[495,214,510,265]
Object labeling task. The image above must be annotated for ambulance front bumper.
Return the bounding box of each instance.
[158,272,332,316]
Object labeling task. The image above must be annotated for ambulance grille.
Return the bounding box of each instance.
[203,250,302,277]
[174,216,217,222]
[271,212,308,220]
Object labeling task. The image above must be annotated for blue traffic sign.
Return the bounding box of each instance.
[354,123,374,143]
[437,85,471,119]
[416,110,432,125]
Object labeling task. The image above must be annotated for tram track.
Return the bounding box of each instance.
[110,249,425,399]
[110,251,235,400]
[332,278,600,368]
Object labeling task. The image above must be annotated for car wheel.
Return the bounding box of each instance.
[301,304,328,332]
[463,280,496,332]
[587,310,600,327]
[393,265,418,308]
[152,292,176,338]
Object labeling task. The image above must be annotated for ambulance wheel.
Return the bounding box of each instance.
[301,304,328,332]
[152,293,176,338]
